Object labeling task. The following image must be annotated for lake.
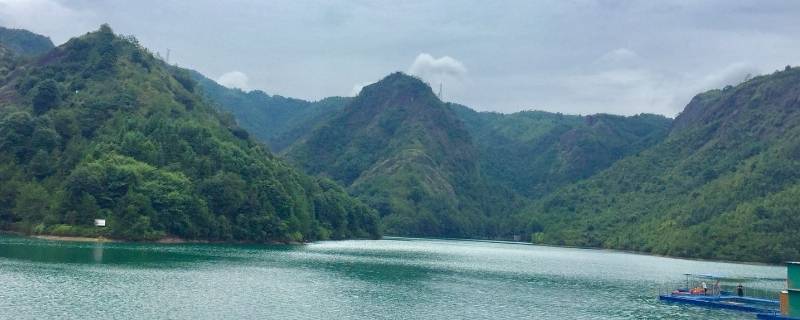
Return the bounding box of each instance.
[0,234,785,319]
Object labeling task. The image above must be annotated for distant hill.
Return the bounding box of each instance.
[0,44,14,76]
[453,105,671,199]
[199,71,674,239]
[519,66,800,263]
[181,31,796,264]
[0,26,54,57]
[0,25,380,242]
[285,73,491,237]
[191,71,347,152]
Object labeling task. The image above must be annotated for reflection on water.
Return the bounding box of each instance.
[0,234,785,320]
[92,243,103,263]
[0,235,246,267]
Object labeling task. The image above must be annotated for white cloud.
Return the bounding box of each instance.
[0,0,95,44]
[350,82,369,96]
[216,71,250,90]
[408,53,467,79]
[596,48,640,66]
[697,62,760,90]
[407,53,468,101]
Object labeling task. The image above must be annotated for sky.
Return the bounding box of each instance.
[1,0,799,116]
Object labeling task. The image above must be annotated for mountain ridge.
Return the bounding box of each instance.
[517,66,800,263]
[285,72,491,236]
[0,26,54,57]
[0,25,380,242]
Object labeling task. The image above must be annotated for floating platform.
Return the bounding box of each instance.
[659,293,780,314]
[756,313,800,320]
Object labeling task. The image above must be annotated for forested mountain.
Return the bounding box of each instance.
[0,26,54,57]
[285,73,493,237]
[6,24,790,263]
[174,63,800,262]
[0,25,380,242]
[517,66,800,263]
[199,71,674,239]
[191,71,348,152]
[453,105,671,199]
[0,44,14,75]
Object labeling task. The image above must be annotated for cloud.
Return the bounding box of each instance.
[408,53,467,79]
[596,48,640,66]
[216,71,250,90]
[407,53,468,101]
[0,0,95,44]
[697,62,761,90]
[350,82,369,96]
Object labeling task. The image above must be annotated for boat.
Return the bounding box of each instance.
[658,262,800,319]
[658,273,783,313]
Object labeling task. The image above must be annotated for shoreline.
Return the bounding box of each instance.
[1,231,782,267]
[33,235,116,243]
[0,231,307,246]
[383,235,784,267]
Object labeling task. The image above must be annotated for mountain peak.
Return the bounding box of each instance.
[0,24,380,242]
[286,72,485,237]
[359,72,437,100]
[0,26,54,57]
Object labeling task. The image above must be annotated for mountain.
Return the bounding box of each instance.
[0,26,54,57]
[453,106,671,199]
[0,25,380,242]
[519,65,800,263]
[191,71,348,152]
[198,71,673,239]
[0,44,14,76]
[285,73,492,237]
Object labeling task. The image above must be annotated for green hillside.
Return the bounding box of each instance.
[285,73,492,237]
[200,71,673,240]
[191,71,348,152]
[519,66,800,263]
[0,26,54,57]
[0,44,15,76]
[0,25,379,242]
[453,105,670,199]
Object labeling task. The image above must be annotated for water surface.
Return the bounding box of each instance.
[0,235,784,319]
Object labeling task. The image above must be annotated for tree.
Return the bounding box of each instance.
[29,150,52,179]
[32,79,59,115]
[12,183,53,223]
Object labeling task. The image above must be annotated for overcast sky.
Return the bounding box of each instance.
[1,0,799,116]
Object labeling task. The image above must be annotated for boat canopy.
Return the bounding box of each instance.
[683,273,786,282]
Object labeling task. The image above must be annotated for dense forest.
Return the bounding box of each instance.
[0,26,54,57]
[190,71,349,151]
[452,105,671,199]
[199,72,674,239]
[3,24,797,263]
[0,25,380,242]
[198,63,800,263]
[285,73,491,237]
[514,66,800,263]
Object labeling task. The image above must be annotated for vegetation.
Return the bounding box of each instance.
[202,64,800,263]
[284,73,491,237]
[191,71,348,152]
[0,25,380,242]
[0,26,54,57]
[453,105,671,199]
[4,25,790,263]
[203,72,674,240]
[516,66,800,263]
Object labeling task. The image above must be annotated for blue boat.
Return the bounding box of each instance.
[660,263,800,320]
[659,292,780,313]
[658,273,784,314]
